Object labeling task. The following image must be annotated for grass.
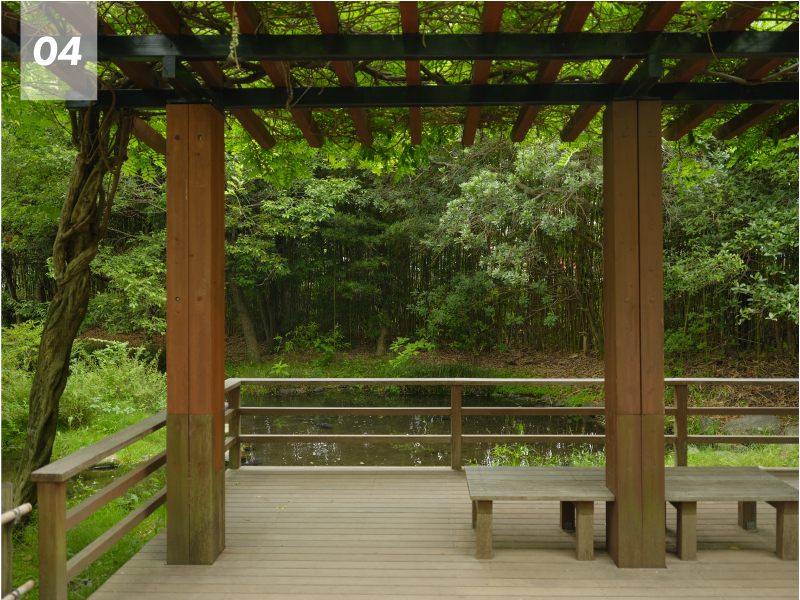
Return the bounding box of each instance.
[2,327,168,600]
[1,329,795,597]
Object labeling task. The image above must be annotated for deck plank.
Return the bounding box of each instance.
[89,467,798,600]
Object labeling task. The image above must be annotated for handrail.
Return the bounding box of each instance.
[2,483,34,600]
[225,377,799,471]
[31,411,167,600]
[226,376,800,387]
[30,410,166,483]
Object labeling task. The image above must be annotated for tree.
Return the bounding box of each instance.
[14,107,134,506]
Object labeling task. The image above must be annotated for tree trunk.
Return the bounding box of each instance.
[228,275,262,363]
[1,254,22,325]
[257,293,272,352]
[14,109,134,507]
[376,304,390,355]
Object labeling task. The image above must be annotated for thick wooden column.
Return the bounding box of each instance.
[166,104,226,564]
[603,101,665,568]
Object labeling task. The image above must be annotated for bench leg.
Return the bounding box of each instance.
[738,501,757,531]
[472,500,476,529]
[475,500,493,559]
[573,501,594,561]
[671,501,697,561]
[560,500,575,531]
[768,501,798,560]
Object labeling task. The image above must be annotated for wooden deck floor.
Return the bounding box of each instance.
[91,467,798,600]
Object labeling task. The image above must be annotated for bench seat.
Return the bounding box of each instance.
[665,467,798,561]
[465,466,614,560]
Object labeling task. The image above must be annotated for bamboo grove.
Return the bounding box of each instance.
[3,101,798,363]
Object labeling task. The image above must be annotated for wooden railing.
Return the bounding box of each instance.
[30,377,797,598]
[30,410,167,600]
[2,483,34,600]
[224,377,800,470]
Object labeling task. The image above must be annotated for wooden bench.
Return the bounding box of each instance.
[665,467,798,561]
[465,466,614,560]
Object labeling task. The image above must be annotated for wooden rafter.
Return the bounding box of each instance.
[560,1,681,143]
[225,1,323,148]
[776,114,799,139]
[511,1,593,144]
[663,22,798,141]
[713,103,783,139]
[1,1,17,35]
[400,2,422,145]
[311,1,373,147]
[462,1,505,147]
[15,3,166,155]
[661,1,772,84]
[137,1,276,150]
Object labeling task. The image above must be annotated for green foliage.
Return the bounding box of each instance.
[1,337,166,446]
[388,336,436,369]
[86,233,167,336]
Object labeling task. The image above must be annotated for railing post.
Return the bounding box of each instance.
[675,385,688,467]
[2,482,11,596]
[38,481,67,600]
[229,385,241,469]
[451,385,462,470]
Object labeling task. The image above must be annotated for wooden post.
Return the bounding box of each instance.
[603,100,666,568]
[166,103,226,565]
[738,501,757,531]
[672,501,697,561]
[573,501,595,561]
[37,481,67,600]
[451,385,462,470]
[769,501,798,560]
[475,500,492,559]
[2,483,11,596]
[675,385,688,467]
[560,500,575,531]
[228,386,242,470]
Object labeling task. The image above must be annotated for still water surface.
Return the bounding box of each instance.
[239,390,604,467]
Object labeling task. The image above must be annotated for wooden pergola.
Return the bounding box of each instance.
[3,0,798,572]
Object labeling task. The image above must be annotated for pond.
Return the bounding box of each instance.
[238,390,605,467]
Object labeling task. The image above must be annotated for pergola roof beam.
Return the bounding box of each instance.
[136,1,276,150]
[713,103,784,139]
[560,1,682,143]
[661,1,771,84]
[663,23,798,141]
[312,1,372,147]
[777,114,799,139]
[400,2,422,145]
[71,82,798,111]
[510,1,593,143]
[462,1,505,147]
[225,1,323,148]
[4,31,796,63]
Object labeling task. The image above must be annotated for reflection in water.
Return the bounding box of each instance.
[238,391,604,467]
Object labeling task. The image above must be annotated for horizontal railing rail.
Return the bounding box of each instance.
[31,410,167,600]
[224,378,799,470]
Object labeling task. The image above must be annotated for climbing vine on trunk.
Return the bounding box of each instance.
[14,107,135,507]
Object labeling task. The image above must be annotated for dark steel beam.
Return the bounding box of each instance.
[312,1,373,147]
[662,23,799,141]
[66,82,799,111]
[3,31,797,63]
[559,1,682,142]
[462,1,505,147]
[661,2,771,84]
[510,1,593,143]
